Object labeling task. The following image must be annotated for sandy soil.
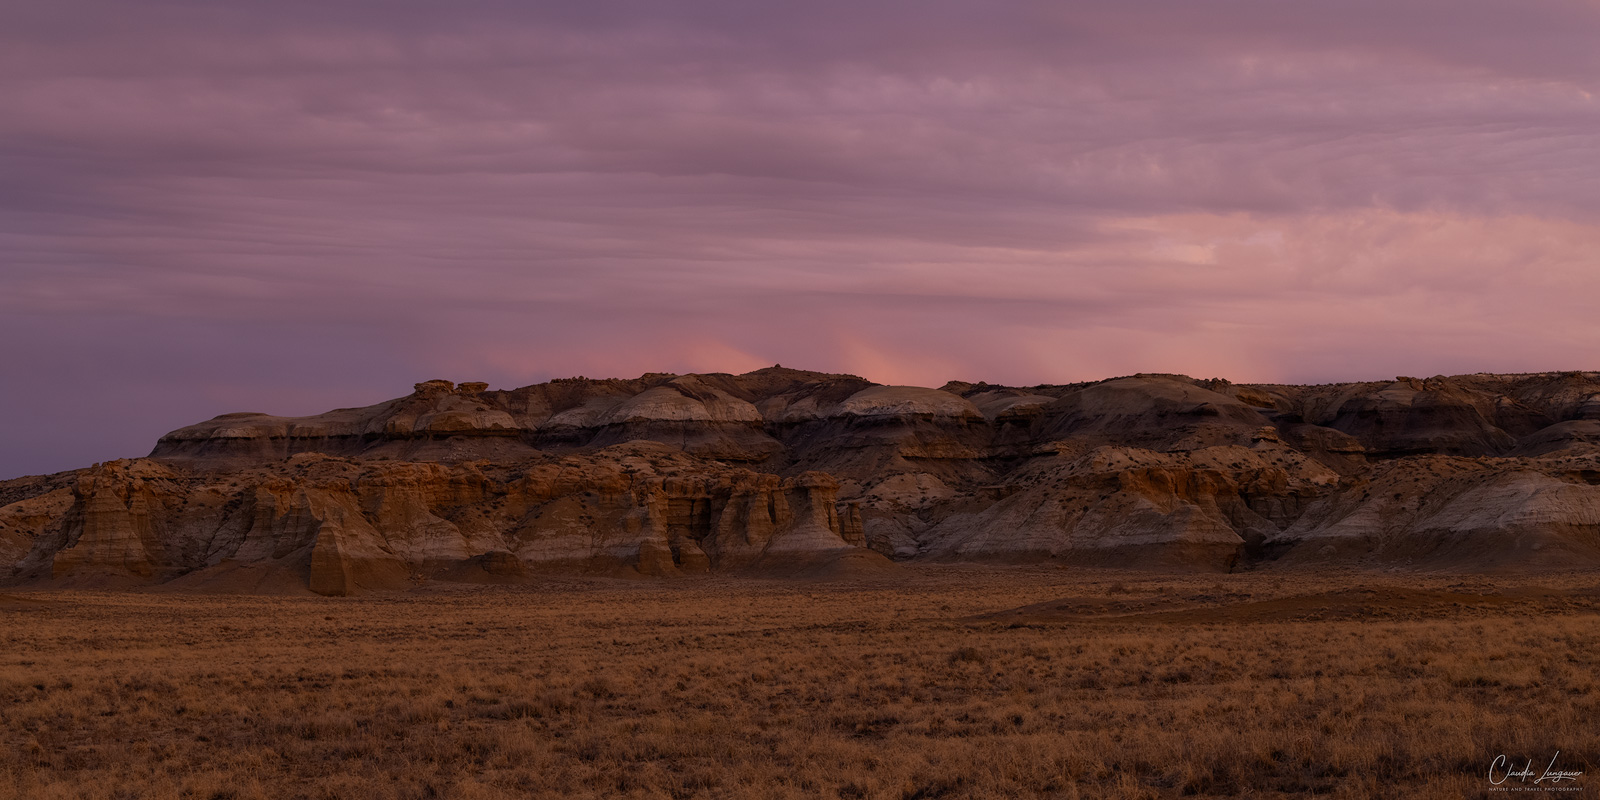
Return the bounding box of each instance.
[2,565,1596,798]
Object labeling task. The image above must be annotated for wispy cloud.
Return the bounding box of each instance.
[3,0,1598,476]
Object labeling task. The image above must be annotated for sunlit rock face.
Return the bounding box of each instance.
[7,367,1600,593]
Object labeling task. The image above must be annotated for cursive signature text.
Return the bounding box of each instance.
[1490,752,1584,786]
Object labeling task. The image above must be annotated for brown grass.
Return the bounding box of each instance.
[2,566,1597,799]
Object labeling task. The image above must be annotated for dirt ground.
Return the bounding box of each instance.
[3,565,1597,799]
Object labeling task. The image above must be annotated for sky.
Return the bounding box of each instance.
[3,0,1599,478]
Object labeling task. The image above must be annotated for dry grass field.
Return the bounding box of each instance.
[3,566,1598,799]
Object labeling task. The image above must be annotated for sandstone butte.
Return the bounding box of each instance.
[5,367,1600,595]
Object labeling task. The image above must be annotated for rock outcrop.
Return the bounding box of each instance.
[6,444,870,594]
[6,367,1600,593]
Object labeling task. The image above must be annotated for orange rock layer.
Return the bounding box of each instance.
[5,367,1600,593]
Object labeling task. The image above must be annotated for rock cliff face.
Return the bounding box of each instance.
[6,367,1600,593]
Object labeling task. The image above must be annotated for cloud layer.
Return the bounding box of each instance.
[3,1,1599,477]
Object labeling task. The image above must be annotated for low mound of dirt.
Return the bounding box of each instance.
[0,593,48,610]
[743,547,903,580]
[977,585,1600,625]
[157,561,319,596]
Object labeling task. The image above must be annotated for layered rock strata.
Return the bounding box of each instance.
[6,368,1600,593]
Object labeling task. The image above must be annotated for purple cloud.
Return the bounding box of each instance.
[2,0,1599,477]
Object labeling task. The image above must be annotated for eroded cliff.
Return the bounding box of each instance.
[6,367,1600,593]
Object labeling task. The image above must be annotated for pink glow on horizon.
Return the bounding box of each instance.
[2,0,1599,477]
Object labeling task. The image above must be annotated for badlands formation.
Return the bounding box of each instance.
[5,367,1600,594]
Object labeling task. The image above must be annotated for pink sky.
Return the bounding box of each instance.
[3,0,1599,477]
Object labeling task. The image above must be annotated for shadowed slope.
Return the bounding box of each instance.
[6,368,1600,592]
